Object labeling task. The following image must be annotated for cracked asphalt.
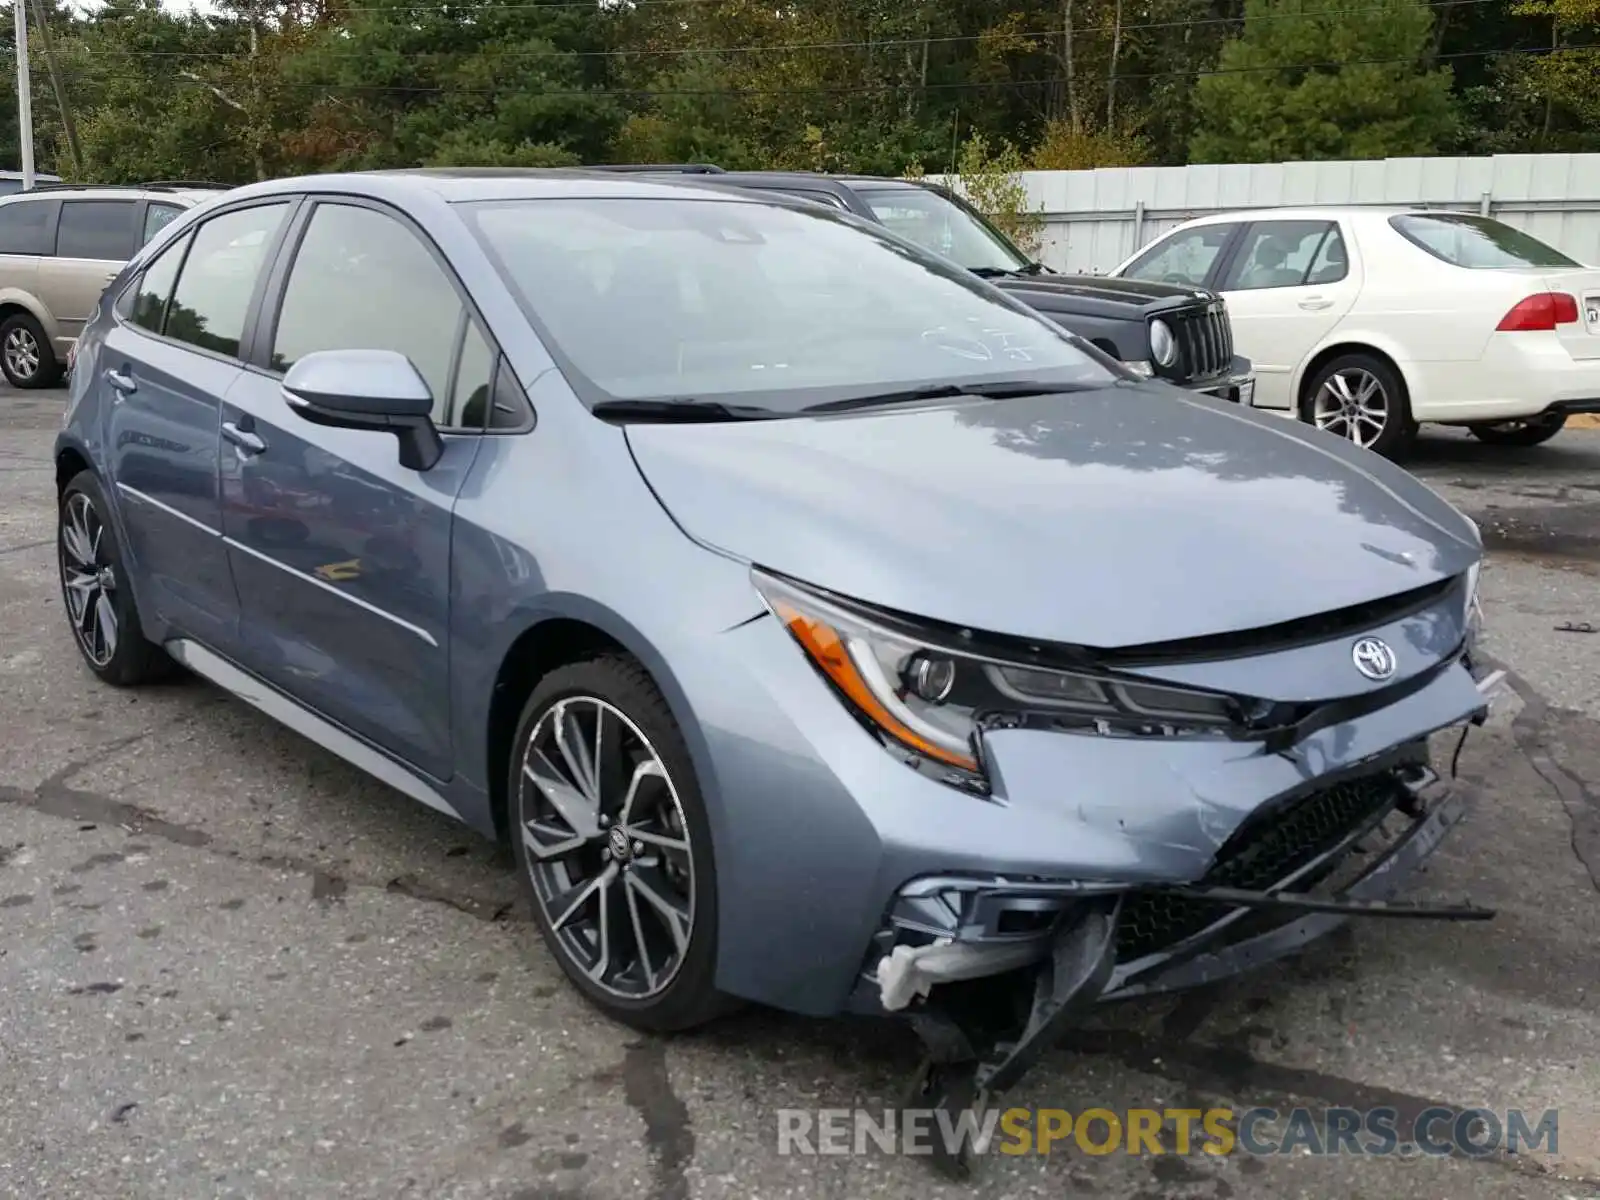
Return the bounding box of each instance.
[5,388,1600,1200]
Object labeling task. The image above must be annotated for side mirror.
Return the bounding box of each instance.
[281,349,444,471]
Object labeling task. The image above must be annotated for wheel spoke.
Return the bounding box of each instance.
[1354,374,1380,403]
[94,592,118,656]
[617,757,666,826]
[77,585,100,638]
[521,818,587,862]
[524,753,599,840]
[550,860,618,932]
[628,825,689,855]
[627,866,691,956]
[555,701,601,805]
[625,883,657,991]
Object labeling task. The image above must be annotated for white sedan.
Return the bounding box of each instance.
[1111,206,1600,457]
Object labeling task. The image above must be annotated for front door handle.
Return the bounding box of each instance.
[222,421,266,455]
[104,368,136,393]
[1298,297,1334,311]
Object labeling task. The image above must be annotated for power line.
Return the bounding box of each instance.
[42,40,1596,99]
[59,0,1509,62]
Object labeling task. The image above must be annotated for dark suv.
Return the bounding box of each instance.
[605,164,1255,403]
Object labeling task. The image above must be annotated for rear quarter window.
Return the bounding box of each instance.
[0,199,57,255]
[1389,214,1580,269]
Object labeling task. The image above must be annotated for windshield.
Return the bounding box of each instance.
[856,186,1033,274]
[461,197,1114,411]
[1390,213,1581,269]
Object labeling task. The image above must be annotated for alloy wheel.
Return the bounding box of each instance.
[5,326,40,382]
[519,695,695,1000]
[60,492,119,667]
[1311,367,1388,448]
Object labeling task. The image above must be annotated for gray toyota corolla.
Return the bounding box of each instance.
[55,169,1498,1162]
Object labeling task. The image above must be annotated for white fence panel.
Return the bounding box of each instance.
[934,154,1600,274]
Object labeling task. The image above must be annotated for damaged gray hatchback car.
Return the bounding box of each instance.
[56,170,1499,1172]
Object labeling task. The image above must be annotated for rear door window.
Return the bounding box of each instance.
[164,202,290,359]
[1220,220,1337,291]
[0,199,58,255]
[121,232,192,334]
[57,200,141,261]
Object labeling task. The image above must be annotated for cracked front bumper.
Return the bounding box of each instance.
[868,764,1482,1099]
[853,756,1475,1018]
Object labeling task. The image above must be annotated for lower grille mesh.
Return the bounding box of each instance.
[1115,773,1404,961]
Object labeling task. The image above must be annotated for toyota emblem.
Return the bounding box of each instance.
[1351,637,1398,681]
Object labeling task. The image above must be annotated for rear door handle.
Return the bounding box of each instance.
[222,421,266,455]
[104,369,136,393]
[1298,297,1333,311]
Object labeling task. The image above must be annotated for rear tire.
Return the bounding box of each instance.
[1301,353,1416,460]
[1,313,61,389]
[1467,413,1567,447]
[509,653,734,1032]
[57,470,177,685]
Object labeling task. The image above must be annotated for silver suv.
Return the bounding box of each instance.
[0,182,226,388]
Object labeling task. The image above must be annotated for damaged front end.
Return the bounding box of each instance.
[843,639,1505,1176]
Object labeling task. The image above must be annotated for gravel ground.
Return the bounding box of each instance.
[4,388,1600,1200]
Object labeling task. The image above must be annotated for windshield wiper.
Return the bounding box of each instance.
[590,398,779,423]
[969,266,1020,279]
[802,379,1096,415]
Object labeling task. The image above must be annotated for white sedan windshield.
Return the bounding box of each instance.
[462,196,1114,410]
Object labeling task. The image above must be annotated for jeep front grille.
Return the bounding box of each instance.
[1161,304,1233,384]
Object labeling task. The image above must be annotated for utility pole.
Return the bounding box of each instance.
[29,0,81,177]
[13,0,34,189]
[248,0,264,181]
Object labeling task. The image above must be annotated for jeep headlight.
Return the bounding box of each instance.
[1149,319,1178,368]
[753,569,1240,790]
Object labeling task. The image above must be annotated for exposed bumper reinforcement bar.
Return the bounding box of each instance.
[899,776,1485,1177]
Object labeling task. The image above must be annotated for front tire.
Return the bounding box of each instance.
[509,654,731,1032]
[1,313,61,389]
[57,471,176,685]
[1301,353,1416,459]
[1467,413,1567,447]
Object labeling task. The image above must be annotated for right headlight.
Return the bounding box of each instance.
[1149,319,1178,368]
[753,569,1241,790]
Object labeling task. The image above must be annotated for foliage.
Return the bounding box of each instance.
[1030,121,1151,170]
[0,0,1589,183]
[1189,0,1459,163]
[949,132,1044,257]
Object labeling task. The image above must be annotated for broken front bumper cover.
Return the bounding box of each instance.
[869,762,1487,1102]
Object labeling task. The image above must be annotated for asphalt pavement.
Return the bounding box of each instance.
[5,387,1600,1199]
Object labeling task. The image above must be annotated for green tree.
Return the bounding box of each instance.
[1189,0,1458,162]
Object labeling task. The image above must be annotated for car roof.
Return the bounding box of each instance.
[0,183,222,204]
[1174,205,1436,227]
[212,167,789,207]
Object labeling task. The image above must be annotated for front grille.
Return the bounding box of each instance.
[1160,303,1233,384]
[1115,772,1404,961]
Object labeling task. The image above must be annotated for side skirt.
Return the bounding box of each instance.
[164,637,464,824]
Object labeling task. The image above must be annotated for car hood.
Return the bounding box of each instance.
[990,273,1214,317]
[624,383,1480,649]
